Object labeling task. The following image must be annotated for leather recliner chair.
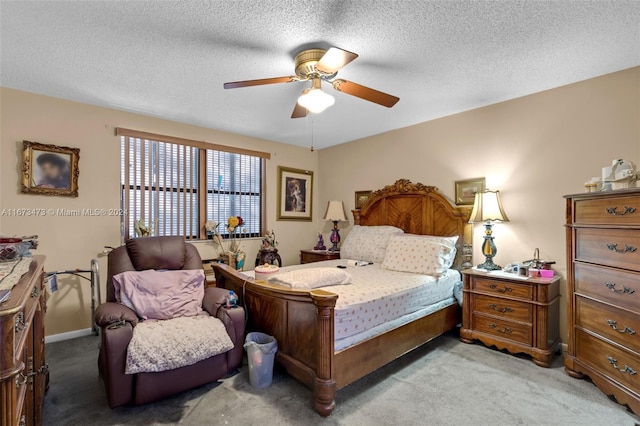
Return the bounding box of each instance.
[94,236,245,408]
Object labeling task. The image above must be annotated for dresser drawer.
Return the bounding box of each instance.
[575,262,640,312]
[575,329,640,395]
[473,314,532,345]
[576,296,640,353]
[472,277,533,300]
[574,197,640,226]
[472,294,532,323]
[576,228,640,272]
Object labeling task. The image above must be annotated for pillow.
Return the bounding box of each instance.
[399,234,459,269]
[382,235,455,276]
[113,269,204,320]
[268,268,352,289]
[340,225,404,263]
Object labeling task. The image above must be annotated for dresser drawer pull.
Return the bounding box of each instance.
[14,311,25,332]
[16,372,27,388]
[488,284,513,294]
[31,284,40,298]
[606,319,636,335]
[606,206,637,216]
[607,356,637,375]
[605,282,635,294]
[606,243,637,253]
[488,323,512,334]
[488,303,513,313]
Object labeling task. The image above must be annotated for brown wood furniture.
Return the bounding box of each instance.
[214,179,471,416]
[564,188,640,414]
[0,256,47,426]
[300,249,341,264]
[460,268,561,367]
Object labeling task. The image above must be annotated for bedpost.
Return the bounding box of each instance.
[310,290,337,417]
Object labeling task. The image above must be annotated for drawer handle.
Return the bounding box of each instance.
[605,282,635,294]
[488,303,514,313]
[488,323,512,334]
[31,284,40,298]
[606,206,637,216]
[606,243,637,254]
[14,311,25,332]
[607,356,637,375]
[488,284,513,294]
[606,319,636,335]
[16,372,27,388]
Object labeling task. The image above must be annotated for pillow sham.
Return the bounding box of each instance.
[268,268,352,289]
[382,235,455,276]
[400,233,458,249]
[113,269,204,320]
[340,225,404,263]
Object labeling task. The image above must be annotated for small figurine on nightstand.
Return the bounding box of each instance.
[255,230,282,267]
[314,233,326,251]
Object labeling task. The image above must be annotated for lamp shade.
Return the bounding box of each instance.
[469,190,510,223]
[323,200,347,222]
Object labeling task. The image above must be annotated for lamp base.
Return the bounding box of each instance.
[477,221,502,271]
[329,221,341,252]
[476,258,502,271]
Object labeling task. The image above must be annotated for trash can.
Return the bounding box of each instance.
[244,332,278,388]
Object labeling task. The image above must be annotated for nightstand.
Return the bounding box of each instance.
[460,268,561,367]
[300,249,341,264]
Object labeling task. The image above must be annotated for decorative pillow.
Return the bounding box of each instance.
[268,268,352,289]
[399,234,458,269]
[113,269,204,320]
[382,235,455,276]
[340,225,405,263]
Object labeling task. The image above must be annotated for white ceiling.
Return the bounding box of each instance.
[1,1,639,149]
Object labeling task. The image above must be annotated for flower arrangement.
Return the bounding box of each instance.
[205,216,245,254]
[134,218,157,237]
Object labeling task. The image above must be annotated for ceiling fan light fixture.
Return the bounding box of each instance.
[298,88,335,113]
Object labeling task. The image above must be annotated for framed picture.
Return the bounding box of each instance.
[455,177,485,206]
[354,190,372,209]
[277,166,313,221]
[21,141,80,197]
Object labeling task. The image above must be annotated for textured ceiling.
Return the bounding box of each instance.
[1,1,639,149]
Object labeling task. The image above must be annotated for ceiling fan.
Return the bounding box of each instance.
[223,46,400,118]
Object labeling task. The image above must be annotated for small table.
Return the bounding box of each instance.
[300,249,340,264]
[460,268,561,367]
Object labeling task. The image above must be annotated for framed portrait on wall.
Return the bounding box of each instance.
[277,166,313,221]
[21,141,80,197]
[454,177,485,206]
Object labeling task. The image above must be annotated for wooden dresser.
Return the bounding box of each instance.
[0,256,47,426]
[299,249,341,264]
[565,189,640,413]
[460,268,561,367]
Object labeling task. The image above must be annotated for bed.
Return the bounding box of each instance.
[213,179,472,416]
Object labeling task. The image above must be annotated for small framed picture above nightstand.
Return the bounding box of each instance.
[300,249,340,264]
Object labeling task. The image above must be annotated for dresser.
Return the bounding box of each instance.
[0,256,47,426]
[565,189,640,414]
[299,249,340,264]
[460,268,561,367]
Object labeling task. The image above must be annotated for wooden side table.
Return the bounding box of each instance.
[460,268,561,367]
[300,249,341,264]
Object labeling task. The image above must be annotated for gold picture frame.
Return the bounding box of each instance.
[277,166,313,221]
[354,190,372,209]
[454,177,485,206]
[21,141,80,197]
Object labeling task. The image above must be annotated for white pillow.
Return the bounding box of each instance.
[382,235,455,276]
[340,225,404,263]
[268,268,352,289]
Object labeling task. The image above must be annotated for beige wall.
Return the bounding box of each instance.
[318,66,640,343]
[0,87,319,335]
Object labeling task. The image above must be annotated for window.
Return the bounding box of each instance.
[118,128,268,240]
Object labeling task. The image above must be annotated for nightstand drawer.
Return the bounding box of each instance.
[473,314,532,345]
[576,296,640,353]
[575,262,640,312]
[472,294,532,323]
[576,228,640,272]
[472,277,533,300]
[575,197,640,226]
[300,250,340,264]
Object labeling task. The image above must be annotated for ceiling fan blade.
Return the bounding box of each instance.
[291,102,308,119]
[316,47,359,74]
[223,76,297,89]
[332,79,399,108]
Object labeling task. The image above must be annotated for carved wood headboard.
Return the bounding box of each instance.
[352,179,473,270]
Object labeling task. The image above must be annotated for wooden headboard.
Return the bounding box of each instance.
[353,179,473,270]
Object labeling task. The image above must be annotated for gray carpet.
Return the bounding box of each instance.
[43,332,637,425]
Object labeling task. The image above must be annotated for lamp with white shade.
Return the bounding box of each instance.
[469,190,510,271]
[323,200,347,252]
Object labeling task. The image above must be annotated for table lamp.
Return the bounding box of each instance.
[469,190,510,271]
[323,200,347,252]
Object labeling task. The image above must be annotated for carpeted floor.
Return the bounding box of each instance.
[43,331,637,425]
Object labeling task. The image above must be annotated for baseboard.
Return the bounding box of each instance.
[45,328,93,343]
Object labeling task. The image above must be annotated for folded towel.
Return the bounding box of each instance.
[268,267,352,289]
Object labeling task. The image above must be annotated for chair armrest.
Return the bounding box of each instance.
[95,302,139,328]
[202,287,233,315]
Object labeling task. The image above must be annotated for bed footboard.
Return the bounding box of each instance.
[213,264,338,416]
